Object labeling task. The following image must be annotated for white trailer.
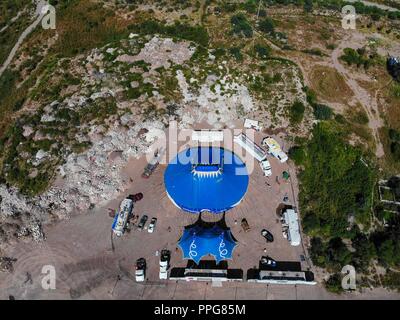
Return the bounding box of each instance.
[283,209,301,246]
[112,198,134,237]
[192,130,224,143]
[244,119,262,131]
[234,133,273,175]
[159,260,168,280]
[234,133,267,162]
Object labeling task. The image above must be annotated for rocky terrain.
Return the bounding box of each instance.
[0,7,311,249]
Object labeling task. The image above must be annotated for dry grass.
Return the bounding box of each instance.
[309,65,353,104]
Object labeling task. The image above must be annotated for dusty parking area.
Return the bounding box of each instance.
[0,129,309,299]
[1,130,398,299]
[111,130,307,277]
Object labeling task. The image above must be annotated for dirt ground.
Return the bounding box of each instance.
[0,128,399,300]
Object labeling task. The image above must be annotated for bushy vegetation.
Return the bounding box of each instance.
[304,0,314,13]
[0,1,33,66]
[313,104,333,120]
[324,273,344,293]
[383,271,400,292]
[128,20,209,47]
[231,13,253,38]
[310,237,352,271]
[1,97,118,196]
[305,87,334,120]
[289,100,305,124]
[288,145,306,165]
[258,17,275,35]
[254,44,271,59]
[299,122,375,237]
[340,48,380,69]
[296,121,400,291]
[388,128,400,161]
[220,0,400,21]
[229,47,243,61]
[52,0,131,57]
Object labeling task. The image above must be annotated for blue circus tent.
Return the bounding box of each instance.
[164,147,249,214]
[178,215,237,264]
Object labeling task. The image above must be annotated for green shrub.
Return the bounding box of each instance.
[243,0,257,14]
[304,0,314,13]
[325,273,344,294]
[258,17,275,34]
[313,104,333,120]
[299,122,375,238]
[229,47,243,61]
[129,20,209,47]
[288,146,306,165]
[231,13,253,38]
[254,44,271,59]
[289,100,305,124]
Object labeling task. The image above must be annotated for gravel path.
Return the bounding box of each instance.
[0,1,46,78]
[331,32,385,158]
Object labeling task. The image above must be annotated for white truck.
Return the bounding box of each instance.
[234,133,272,176]
[159,250,170,280]
[262,137,288,163]
[260,159,272,176]
[135,258,146,282]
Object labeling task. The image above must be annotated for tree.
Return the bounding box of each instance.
[259,17,275,34]
[327,237,352,270]
[289,100,305,124]
[376,239,396,266]
[313,104,333,120]
[254,44,271,59]
[304,0,313,13]
[298,122,375,238]
[231,14,253,38]
[288,146,306,165]
[351,233,376,271]
[325,273,343,294]
[310,237,327,267]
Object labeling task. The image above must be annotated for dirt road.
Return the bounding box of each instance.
[331,32,385,157]
[346,0,399,12]
[0,1,45,78]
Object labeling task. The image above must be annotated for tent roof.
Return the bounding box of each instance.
[178,215,237,264]
[164,147,249,214]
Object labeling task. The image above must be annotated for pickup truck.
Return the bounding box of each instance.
[135,258,146,282]
[260,159,272,176]
[159,249,170,280]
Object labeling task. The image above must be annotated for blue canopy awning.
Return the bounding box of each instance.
[178,223,237,264]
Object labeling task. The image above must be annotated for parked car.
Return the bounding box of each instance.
[261,229,274,242]
[159,249,170,280]
[260,159,272,176]
[261,256,277,267]
[148,217,157,233]
[241,218,251,232]
[135,258,146,282]
[138,215,148,230]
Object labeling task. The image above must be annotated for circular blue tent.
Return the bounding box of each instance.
[178,216,237,264]
[164,147,249,214]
